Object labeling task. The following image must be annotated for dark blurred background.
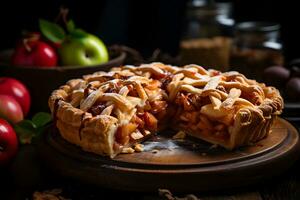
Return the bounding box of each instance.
[0,0,297,62]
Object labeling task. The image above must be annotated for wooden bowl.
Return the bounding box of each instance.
[0,49,126,113]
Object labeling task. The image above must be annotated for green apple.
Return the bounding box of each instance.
[39,18,109,66]
[59,33,109,66]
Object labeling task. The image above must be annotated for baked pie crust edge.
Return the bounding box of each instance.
[48,63,284,158]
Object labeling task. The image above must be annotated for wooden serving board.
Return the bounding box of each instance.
[39,118,300,192]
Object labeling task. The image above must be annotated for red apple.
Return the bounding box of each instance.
[11,32,58,67]
[0,118,18,165]
[286,77,300,102]
[0,77,31,116]
[0,95,23,124]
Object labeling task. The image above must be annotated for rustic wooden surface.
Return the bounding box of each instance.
[31,118,299,195]
[1,118,300,200]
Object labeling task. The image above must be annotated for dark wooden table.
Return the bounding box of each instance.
[1,118,300,200]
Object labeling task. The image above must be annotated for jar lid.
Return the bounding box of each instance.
[235,22,280,33]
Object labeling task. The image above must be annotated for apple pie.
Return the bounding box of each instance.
[49,63,283,157]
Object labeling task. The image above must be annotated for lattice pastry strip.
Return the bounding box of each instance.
[49,62,283,158]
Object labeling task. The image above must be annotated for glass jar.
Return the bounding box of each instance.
[180,0,234,71]
[230,22,284,81]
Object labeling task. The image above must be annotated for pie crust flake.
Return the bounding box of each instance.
[49,63,283,157]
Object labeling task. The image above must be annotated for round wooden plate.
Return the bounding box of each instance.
[39,118,300,192]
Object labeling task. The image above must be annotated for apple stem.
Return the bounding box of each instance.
[23,33,40,52]
[23,38,32,52]
[0,146,3,152]
[55,6,69,27]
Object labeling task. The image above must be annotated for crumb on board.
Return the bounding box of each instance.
[131,131,144,140]
[201,152,207,156]
[172,130,186,140]
[121,147,135,154]
[134,143,144,152]
[144,130,151,136]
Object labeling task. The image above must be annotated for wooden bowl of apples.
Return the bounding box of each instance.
[0,26,126,113]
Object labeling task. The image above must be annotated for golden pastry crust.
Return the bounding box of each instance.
[49,62,283,157]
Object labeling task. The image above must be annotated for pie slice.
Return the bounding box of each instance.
[49,63,283,157]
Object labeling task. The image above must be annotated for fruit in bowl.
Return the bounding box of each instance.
[39,18,109,67]
[11,32,58,67]
[0,10,124,112]
[59,32,108,66]
[9,9,109,68]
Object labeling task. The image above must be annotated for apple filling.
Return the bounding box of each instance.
[66,71,168,153]
[172,90,233,144]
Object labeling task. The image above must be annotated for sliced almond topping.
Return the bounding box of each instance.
[130,130,144,140]
[100,105,114,115]
[118,86,129,96]
[70,89,84,107]
[204,76,221,90]
[210,95,222,109]
[100,93,134,111]
[68,79,87,90]
[221,88,241,109]
[229,88,241,98]
[80,89,103,111]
